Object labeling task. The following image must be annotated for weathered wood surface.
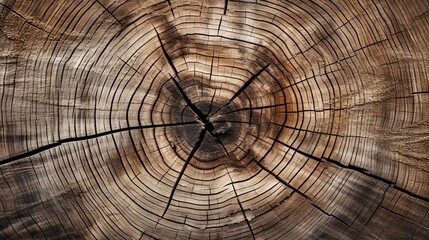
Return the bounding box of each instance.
[1,0,428,239]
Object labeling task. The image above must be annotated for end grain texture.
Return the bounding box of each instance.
[1,0,428,239]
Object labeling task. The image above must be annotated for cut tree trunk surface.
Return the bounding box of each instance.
[1,0,428,239]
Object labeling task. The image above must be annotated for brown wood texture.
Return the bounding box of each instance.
[1,0,429,239]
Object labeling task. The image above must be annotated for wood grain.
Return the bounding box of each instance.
[1,0,428,239]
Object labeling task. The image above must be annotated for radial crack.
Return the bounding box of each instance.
[166,0,175,18]
[270,137,429,202]
[251,157,310,200]
[154,25,216,132]
[0,121,198,166]
[223,0,229,15]
[211,64,270,117]
[162,128,207,217]
[94,0,123,26]
[208,132,230,157]
[154,26,180,77]
[116,55,145,75]
[0,3,50,33]
[228,64,270,105]
[226,169,256,240]
[170,75,215,132]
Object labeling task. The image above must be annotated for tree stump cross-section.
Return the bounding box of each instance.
[1,0,429,239]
